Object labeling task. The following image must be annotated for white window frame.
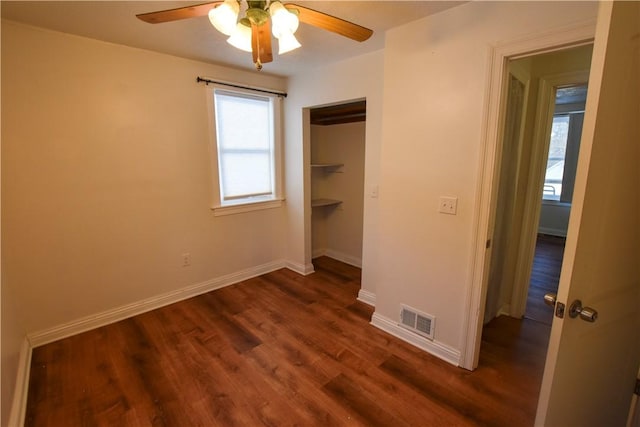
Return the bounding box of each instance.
[542,104,584,204]
[206,85,284,216]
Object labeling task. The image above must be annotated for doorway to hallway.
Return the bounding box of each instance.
[524,234,566,326]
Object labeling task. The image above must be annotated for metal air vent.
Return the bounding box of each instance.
[400,305,435,340]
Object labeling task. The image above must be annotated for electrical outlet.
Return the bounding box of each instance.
[182,253,191,267]
[438,196,458,215]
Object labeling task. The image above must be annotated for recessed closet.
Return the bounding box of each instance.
[310,100,366,267]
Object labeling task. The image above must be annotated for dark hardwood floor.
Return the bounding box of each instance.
[525,234,566,325]
[26,257,550,426]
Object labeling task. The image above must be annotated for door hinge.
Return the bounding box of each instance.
[634,378,640,396]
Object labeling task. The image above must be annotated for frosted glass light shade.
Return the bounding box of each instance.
[269,1,299,38]
[227,23,253,52]
[277,31,301,54]
[208,0,239,36]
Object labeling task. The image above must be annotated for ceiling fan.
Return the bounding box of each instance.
[137,1,374,71]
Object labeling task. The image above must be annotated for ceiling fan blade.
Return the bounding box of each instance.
[252,22,273,65]
[285,3,373,42]
[136,1,222,24]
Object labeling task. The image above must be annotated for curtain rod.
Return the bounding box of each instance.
[196,77,287,98]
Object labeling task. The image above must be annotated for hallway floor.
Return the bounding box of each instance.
[524,234,566,325]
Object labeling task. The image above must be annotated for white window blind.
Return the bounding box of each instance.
[214,90,275,203]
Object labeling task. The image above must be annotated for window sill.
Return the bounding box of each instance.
[212,198,284,216]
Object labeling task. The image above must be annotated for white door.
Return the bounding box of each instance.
[535,2,640,426]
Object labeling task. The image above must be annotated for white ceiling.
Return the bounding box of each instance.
[1,1,465,77]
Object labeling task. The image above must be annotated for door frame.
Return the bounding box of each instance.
[482,70,529,324]
[460,20,596,370]
[508,70,590,319]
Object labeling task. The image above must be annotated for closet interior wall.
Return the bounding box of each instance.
[310,119,366,267]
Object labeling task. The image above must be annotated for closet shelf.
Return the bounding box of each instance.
[311,198,342,208]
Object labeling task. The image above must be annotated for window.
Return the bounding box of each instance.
[542,85,586,203]
[208,87,283,215]
[543,114,570,200]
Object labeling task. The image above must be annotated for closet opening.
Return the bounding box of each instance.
[309,100,366,269]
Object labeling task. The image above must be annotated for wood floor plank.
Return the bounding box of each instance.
[233,307,341,385]
[243,343,355,425]
[323,373,409,427]
[326,344,472,426]
[380,353,520,427]
[26,256,548,426]
[525,234,565,325]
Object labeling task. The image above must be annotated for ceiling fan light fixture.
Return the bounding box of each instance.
[269,1,299,38]
[227,22,253,52]
[208,0,239,36]
[137,1,374,70]
[277,30,301,55]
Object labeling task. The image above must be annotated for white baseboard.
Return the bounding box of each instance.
[357,289,376,307]
[28,259,287,348]
[370,312,461,367]
[8,338,32,427]
[285,260,315,276]
[312,248,362,268]
[324,249,362,268]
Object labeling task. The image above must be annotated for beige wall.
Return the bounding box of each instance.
[284,50,384,293]
[374,1,598,354]
[311,122,366,266]
[539,202,571,236]
[1,21,287,334]
[2,20,29,427]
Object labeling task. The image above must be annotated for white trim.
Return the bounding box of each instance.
[212,198,284,216]
[322,250,362,269]
[206,86,285,215]
[312,249,363,268]
[8,338,32,427]
[462,19,596,371]
[285,260,315,276]
[371,313,461,367]
[494,20,596,60]
[498,304,511,318]
[28,260,287,347]
[459,43,500,371]
[357,289,376,307]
